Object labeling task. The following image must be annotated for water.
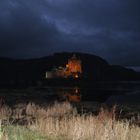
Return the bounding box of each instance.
[0,81,140,104]
[34,81,140,103]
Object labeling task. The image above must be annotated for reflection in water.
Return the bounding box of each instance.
[59,87,81,102]
[1,82,140,104]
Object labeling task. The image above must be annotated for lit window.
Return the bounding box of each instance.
[75,74,79,78]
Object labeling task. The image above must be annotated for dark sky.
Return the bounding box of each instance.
[0,0,140,66]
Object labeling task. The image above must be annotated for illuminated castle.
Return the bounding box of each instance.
[45,54,82,79]
[65,54,82,78]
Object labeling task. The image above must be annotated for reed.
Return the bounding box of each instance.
[0,102,139,140]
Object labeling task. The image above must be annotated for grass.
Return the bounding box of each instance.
[0,102,139,140]
[2,125,47,140]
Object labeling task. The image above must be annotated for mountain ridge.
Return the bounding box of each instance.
[0,52,139,87]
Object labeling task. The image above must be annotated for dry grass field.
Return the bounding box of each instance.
[0,102,139,140]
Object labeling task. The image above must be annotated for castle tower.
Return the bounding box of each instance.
[65,54,82,78]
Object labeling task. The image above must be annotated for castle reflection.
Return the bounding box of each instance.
[58,87,81,102]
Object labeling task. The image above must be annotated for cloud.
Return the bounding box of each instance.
[0,0,61,57]
[0,0,140,65]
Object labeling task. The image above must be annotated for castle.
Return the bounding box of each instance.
[45,54,82,79]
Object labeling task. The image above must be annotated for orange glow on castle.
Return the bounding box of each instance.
[45,54,82,79]
[64,54,82,78]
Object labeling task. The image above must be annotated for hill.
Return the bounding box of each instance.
[0,52,139,87]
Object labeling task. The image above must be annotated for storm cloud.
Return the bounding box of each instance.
[0,0,140,65]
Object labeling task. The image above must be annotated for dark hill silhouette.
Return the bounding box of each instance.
[0,52,139,87]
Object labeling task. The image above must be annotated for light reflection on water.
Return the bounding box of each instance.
[57,87,81,102]
[1,81,140,104]
[50,82,140,103]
